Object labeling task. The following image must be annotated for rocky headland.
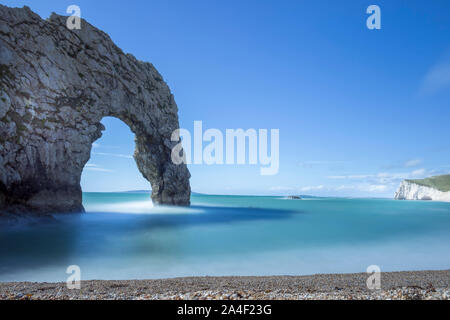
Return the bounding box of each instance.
[395,175,450,202]
[0,5,191,216]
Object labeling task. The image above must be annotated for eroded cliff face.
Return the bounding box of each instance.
[395,181,450,202]
[0,5,190,215]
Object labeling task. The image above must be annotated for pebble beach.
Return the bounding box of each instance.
[1,270,449,300]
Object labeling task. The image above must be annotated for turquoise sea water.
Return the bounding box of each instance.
[1,193,450,282]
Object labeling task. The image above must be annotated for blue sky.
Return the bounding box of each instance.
[5,0,450,197]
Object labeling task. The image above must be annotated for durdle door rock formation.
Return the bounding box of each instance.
[0,5,191,215]
[395,175,450,202]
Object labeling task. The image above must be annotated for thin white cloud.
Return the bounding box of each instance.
[420,56,450,95]
[297,184,389,194]
[410,168,426,176]
[404,159,422,168]
[85,167,115,173]
[327,174,373,179]
[94,144,122,149]
[298,160,350,168]
[335,185,353,191]
[335,184,388,192]
[300,185,325,192]
[327,169,428,190]
[366,184,388,192]
[84,164,115,173]
[273,169,432,197]
[270,186,296,192]
[92,152,133,159]
[328,169,426,181]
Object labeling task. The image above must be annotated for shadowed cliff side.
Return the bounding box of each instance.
[0,5,191,215]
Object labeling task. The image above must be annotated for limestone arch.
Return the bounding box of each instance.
[0,6,191,214]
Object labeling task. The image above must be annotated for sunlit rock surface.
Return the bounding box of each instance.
[395,178,450,202]
[0,5,191,215]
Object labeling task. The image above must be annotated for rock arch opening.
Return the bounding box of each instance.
[81,117,149,193]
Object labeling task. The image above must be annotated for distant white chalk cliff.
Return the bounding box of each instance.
[395,175,450,202]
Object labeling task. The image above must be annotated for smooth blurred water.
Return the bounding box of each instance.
[1,193,450,282]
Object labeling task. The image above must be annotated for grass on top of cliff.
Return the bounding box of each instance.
[407,174,450,192]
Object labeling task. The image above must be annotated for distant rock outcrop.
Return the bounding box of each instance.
[395,175,450,202]
[0,5,191,215]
